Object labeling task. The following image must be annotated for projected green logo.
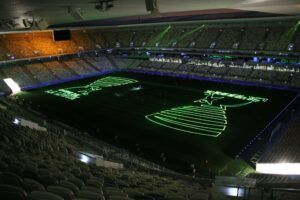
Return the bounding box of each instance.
[145,90,268,137]
[46,76,138,100]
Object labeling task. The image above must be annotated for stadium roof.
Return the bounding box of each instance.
[0,0,299,30]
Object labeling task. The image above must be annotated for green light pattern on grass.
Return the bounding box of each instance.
[146,90,268,137]
[46,76,138,100]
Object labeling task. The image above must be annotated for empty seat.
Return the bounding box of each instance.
[190,192,209,200]
[104,178,115,186]
[29,191,64,200]
[0,191,26,200]
[68,177,84,188]
[53,172,67,181]
[89,177,104,184]
[81,185,102,194]
[123,189,144,197]
[23,166,40,180]
[103,182,116,188]
[7,163,24,177]
[39,175,58,187]
[47,185,74,200]
[86,179,103,188]
[39,168,52,177]
[0,161,8,171]
[106,191,127,197]
[76,172,91,182]
[71,168,81,175]
[61,171,74,179]
[1,172,23,187]
[23,178,45,192]
[190,197,208,200]
[163,197,186,200]
[108,196,134,200]
[130,194,155,200]
[59,180,79,193]
[105,188,127,196]
[0,184,27,200]
[104,187,121,193]
[76,190,103,200]
[72,198,89,200]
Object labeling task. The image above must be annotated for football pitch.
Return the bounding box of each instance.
[17,72,297,175]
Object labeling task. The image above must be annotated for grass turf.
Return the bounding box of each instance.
[17,72,297,176]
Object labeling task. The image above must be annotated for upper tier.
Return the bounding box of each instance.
[0,18,300,61]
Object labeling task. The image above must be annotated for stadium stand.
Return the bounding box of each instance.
[0,54,130,91]
[0,66,37,88]
[63,59,92,76]
[27,32,60,56]
[258,110,300,164]
[195,26,222,49]
[71,30,96,51]
[115,30,129,47]
[23,63,57,84]
[131,59,300,88]
[0,34,35,59]
[0,31,79,60]
[0,13,300,200]
[215,24,244,50]
[0,19,299,62]
[0,98,211,200]
[42,61,78,80]
[86,30,108,49]
[239,24,268,51]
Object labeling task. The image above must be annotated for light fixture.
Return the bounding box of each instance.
[256,163,300,175]
[80,154,90,164]
[3,78,21,95]
[94,0,114,11]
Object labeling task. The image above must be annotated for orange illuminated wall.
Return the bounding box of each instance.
[0,30,96,61]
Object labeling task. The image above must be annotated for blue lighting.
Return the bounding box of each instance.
[253,57,259,62]
[13,118,20,125]
[183,55,190,60]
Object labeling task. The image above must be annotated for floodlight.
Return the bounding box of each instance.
[256,163,300,175]
[3,78,21,95]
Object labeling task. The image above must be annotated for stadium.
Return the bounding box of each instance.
[0,0,300,199]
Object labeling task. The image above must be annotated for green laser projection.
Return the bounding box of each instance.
[146,90,268,137]
[282,20,300,44]
[274,20,300,50]
[148,25,172,46]
[170,25,205,46]
[46,76,138,100]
